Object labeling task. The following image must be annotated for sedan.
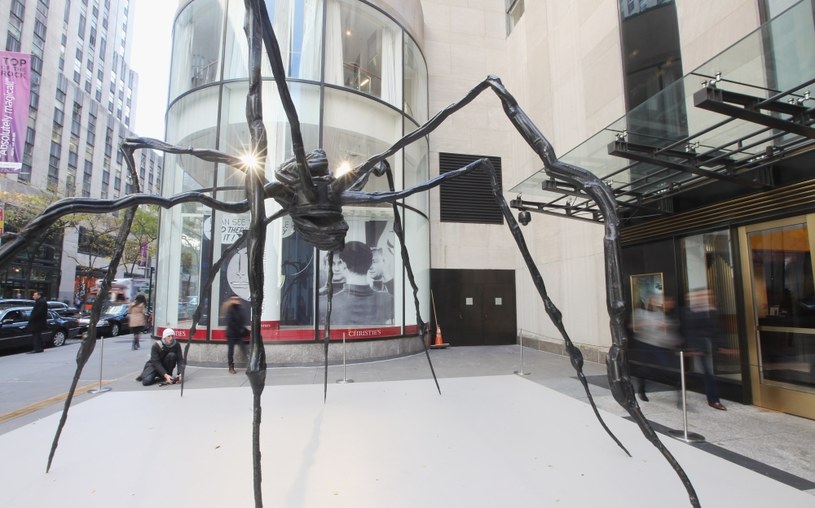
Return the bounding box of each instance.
[0,307,80,352]
[78,303,151,338]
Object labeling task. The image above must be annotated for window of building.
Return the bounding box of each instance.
[439,153,504,225]
[322,0,403,107]
[82,159,93,197]
[71,102,83,137]
[506,0,524,36]
[78,12,86,39]
[6,34,21,52]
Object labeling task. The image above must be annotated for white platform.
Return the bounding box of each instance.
[0,375,811,507]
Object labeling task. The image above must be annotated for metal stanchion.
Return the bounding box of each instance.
[90,334,111,394]
[668,350,704,443]
[336,332,354,384]
[514,328,530,376]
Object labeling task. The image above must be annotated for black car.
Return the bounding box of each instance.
[46,301,79,318]
[0,307,81,352]
[0,299,79,317]
[78,303,152,337]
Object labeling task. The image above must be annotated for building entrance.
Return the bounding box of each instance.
[739,215,815,419]
[430,269,516,346]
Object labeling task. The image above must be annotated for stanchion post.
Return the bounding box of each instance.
[668,350,704,443]
[90,333,111,394]
[336,332,354,384]
[514,328,530,376]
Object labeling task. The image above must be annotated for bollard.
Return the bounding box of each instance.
[89,334,112,394]
[514,328,530,376]
[336,332,354,384]
[668,350,704,443]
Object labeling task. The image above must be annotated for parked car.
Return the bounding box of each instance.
[0,299,79,317]
[0,307,81,352]
[47,301,79,318]
[78,303,152,338]
[0,298,36,309]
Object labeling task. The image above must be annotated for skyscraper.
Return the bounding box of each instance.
[0,0,162,302]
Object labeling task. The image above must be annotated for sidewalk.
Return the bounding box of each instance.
[1,344,813,506]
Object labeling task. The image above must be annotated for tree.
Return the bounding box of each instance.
[0,190,81,296]
[122,205,159,276]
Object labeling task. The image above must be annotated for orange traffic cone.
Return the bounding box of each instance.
[429,290,449,348]
[430,323,449,349]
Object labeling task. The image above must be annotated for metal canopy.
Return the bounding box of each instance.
[510,1,815,225]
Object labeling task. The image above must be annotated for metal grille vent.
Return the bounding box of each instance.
[439,152,503,225]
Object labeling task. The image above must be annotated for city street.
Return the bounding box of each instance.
[0,334,148,427]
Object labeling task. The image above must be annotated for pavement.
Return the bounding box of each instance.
[0,341,813,507]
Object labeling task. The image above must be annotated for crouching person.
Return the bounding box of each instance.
[136,328,184,386]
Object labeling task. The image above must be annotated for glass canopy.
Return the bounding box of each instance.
[510,1,815,224]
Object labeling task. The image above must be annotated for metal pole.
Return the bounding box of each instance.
[89,333,111,394]
[336,332,353,384]
[668,350,703,443]
[514,328,530,376]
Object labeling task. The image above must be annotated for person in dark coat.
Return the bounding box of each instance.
[679,289,727,410]
[26,291,49,353]
[221,294,248,374]
[136,328,184,386]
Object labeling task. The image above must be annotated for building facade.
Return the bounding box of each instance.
[0,0,162,303]
[503,0,814,419]
[152,0,814,418]
[153,0,431,362]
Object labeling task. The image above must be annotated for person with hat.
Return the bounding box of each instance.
[135,328,185,386]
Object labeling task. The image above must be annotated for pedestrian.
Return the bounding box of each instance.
[221,294,248,374]
[631,295,681,401]
[679,288,727,410]
[135,328,184,386]
[128,294,148,350]
[26,291,48,354]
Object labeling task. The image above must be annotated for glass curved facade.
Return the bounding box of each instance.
[155,0,429,343]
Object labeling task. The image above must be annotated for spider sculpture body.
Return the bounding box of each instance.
[0,1,699,507]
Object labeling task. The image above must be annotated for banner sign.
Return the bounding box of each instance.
[137,242,148,267]
[0,51,30,174]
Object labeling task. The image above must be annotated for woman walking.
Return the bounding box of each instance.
[128,294,148,350]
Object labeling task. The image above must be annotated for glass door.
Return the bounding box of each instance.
[739,216,815,419]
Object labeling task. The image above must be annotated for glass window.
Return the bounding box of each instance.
[403,35,427,124]
[506,0,524,35]
[222,0,323,82]
[324,0,402,107]
[679,230,741,383]
[169,0,226,99]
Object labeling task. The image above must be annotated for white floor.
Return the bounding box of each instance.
[1,375,811,508]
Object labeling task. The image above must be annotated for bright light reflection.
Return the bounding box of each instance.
[240,151,261,171]
[335,160,352,178]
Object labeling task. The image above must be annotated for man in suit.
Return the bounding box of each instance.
[27,291,49,353]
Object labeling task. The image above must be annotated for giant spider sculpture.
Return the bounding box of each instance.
[0,1,700,507]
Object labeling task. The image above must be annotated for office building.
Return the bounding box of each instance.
[144,0,815,419]
[0,0,162,303]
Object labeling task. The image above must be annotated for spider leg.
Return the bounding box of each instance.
[346,75,699,507]
[344,158,627,449]
[380,163,440,394]
[320,250,338,401]
[45,144,143,472]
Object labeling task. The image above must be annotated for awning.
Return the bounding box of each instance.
[510,1,815,225]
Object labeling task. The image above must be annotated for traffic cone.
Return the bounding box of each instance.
[430,323,449,349]
[429,290,449,348]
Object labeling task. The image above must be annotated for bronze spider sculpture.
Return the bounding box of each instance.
[0,1,699,506]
